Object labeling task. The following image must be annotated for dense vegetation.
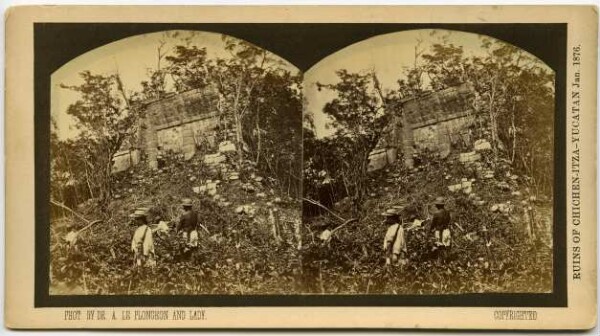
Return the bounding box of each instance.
[302,33,554,293]
[50,32,303,294]
[50,30,554,295]
[51,32,302,212]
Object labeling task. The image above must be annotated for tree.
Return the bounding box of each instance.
[316,70,393,213]
[139,40,168,100]
[165,44,210,92]
[421,43,467,90]
[419,36,555,194]
[60,71,139,204]
[210,36,275,167]
[475,38,554,194]
[242,70,303,197]
[159,36,302,194]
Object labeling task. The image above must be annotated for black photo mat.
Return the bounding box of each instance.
[35,22,567,307]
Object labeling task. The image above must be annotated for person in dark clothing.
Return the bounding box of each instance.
[429,197,452,255]
[176,198,199,250]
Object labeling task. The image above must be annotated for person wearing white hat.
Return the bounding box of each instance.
[130,209,156,268]
[382,208,408,266]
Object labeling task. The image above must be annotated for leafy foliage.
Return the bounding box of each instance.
[301,151,552,294]
[165,45,210,92]
[420,37,555,194]
[53,34,302,207]
[51,154,303,295]
[302,33,554,294]
[51,33,304,294]
[310,70,393,212]
[58,71,139,204]
[242,71,303,197]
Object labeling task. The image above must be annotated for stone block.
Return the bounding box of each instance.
[204,153,226,165]
[474,139,492,151]
[459,151,481,163]
[448,184,462,192]
[218,140,236,153]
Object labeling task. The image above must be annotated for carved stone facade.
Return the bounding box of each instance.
[138,88,221,169]
[368,83,476,171]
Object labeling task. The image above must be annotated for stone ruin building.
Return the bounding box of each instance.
[112,88,226,172]
[112,83,477,174]
[368,83,477,171]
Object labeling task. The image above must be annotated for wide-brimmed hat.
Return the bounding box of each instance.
[129,209,147,219]
[181,198,193,207]
[381,208,399,217]
[435,197,445,206]
[392,205,406,213]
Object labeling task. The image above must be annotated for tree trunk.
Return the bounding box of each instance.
[255,108,261,165]
[510,100,517,164]
[100,149,115,204]
[488,78,499,161]
[401,110,415,169]
[84,166,95,199]
[234,113,244,168]
[352,153,370,213]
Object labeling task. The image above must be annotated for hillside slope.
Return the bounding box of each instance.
[50,150,302,295]
[302,144,553,294]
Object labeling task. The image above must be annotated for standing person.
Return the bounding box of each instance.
[130,209,156,268]
[382,208,408,266]
[429,197,452,259]
[176,198,199,251]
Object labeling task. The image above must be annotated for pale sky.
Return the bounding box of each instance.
[51,30,298,140]
[52,29,553,141]
[304,29,553,138]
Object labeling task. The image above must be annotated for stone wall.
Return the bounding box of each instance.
[367,147,398,172]
[369,83,476,170]
[112,149,141,173]
[402,83,475,128]
[140,88,220,168]
[412,114,475,155]
[144,88,218,128]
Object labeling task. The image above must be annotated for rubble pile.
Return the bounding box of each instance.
[305,136,553,294]
[52,131,301,295]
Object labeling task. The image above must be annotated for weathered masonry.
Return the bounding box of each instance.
[112,149,141,173]
[368,83,476,171]
[139,88,221,169]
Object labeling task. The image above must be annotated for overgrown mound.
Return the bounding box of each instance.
[50,151,302,295]
[303,147,553,294]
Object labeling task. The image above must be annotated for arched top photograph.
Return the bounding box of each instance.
[49,29,303,295]
[303,28,556,295]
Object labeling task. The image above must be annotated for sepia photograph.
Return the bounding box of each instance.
[48,28,557,296]
[4,5,597,329]
[303,29,555,294]
[49,30,303,295]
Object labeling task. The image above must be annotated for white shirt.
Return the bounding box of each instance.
[383,223,407,254]
[131,225,155,257]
